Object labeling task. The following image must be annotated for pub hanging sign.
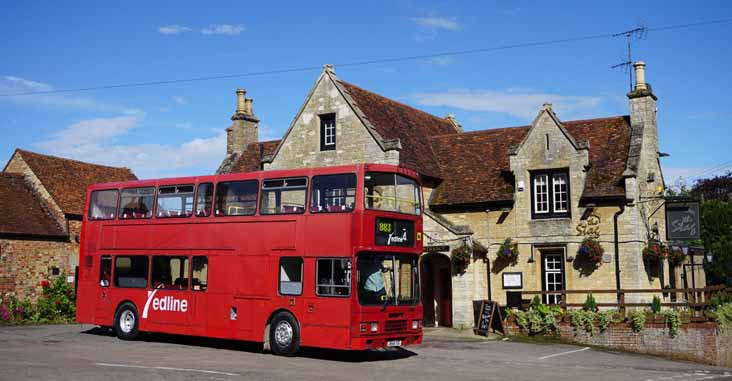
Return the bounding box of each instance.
[375,217,415,247]
[666,200,701,241]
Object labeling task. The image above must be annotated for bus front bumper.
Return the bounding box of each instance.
[351,332,422,350]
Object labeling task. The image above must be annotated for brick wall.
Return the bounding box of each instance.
[505,319,732,367]
[0,237,75,301]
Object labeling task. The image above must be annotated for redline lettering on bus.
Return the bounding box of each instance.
[77,164,424,355]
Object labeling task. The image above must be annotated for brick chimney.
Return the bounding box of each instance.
[624,60,660,202]
[226,88,259,155]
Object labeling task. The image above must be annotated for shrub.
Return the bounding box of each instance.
[715,303,732,330]
[710,291,732,309]
[0,278,75,325]
[663,309,681,338]
[629,310,646,332]
[583,293,597,312]
[508,296,562,335]
[651,296,662,314]
[569,310,595,333]
[598,310,620,331]
[577,238,604,264]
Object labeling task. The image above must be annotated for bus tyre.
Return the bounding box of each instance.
[270,312,300,356]
[114,303,140,341]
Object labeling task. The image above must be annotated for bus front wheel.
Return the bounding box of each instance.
[270,312,300,356]
[114,302,140,341]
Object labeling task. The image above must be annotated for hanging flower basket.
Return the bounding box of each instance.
[667,247,686,267]
[451,245,472,270]
[497,238,519,260]
[642,241,669,264]
[577,237,604,265]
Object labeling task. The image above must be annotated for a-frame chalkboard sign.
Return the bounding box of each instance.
[474,300,504,336]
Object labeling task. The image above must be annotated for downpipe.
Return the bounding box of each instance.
[613,201,626,303]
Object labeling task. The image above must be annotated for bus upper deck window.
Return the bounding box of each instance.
[156,185,194,218]
[310,174,356,213]
[119,187,155,219]
[195,183,213,217]
[261,177,308,215]
[89,190,119,220]
[215,180,258,216]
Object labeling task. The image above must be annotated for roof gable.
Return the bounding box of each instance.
[429,116,631,207]
[0,173,66,237]
[335,79,458,179]
[9,150,137,216]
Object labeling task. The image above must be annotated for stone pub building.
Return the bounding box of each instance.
[218,62,674,328]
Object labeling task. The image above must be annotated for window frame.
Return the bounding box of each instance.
[113,255,149,289]
[191,256,208,292]
[119,187,156,220]
[150,255,190,291]
[88,189,119,221]
[259,177,308,215]
[214,180,259,217]
[319,113,336,151]
[530,169,571,219]
[309,173,357,214]
[315,257,352,298]
[155,184,195,219]
[278,256,304,296]
[194,183,214,217]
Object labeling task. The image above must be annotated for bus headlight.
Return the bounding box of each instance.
[360,322,379,333]
[412,320,421,329]
[370,322,379,332]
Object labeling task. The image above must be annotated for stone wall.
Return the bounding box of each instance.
[505,320,732,367]
[266,73,398,171]
[0,237,76,300]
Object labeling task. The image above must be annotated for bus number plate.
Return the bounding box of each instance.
[387,340,402,347]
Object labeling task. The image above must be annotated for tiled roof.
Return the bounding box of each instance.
[429,116,631,206]
[0,173,66,237]
[429,127,529,206]
[13,150,137,216]
[217,140,280,174]
[336,80,458,179]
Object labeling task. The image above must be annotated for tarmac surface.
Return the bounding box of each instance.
[1,324,731,380]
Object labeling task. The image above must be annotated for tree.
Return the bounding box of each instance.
[701,200,732,285]
[692,172,732,201]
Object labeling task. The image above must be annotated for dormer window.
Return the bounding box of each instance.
[531,169,570,219]
[320,113,336,151]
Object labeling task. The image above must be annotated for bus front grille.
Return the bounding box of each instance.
[385,319,407,332]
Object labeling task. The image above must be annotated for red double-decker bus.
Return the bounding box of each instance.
[76,164,423,356]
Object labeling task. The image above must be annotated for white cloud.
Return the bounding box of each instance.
[426,56,454,67]
[412,17,460,31]
[412,89,604,119]
[158,25,190,35]
[201,24,245,36]
[0,75,110,110]
[172,96,188,105]
[33,113,226,178]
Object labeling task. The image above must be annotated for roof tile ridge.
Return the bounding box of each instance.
[18,149,133,171]
[430,125,531,139]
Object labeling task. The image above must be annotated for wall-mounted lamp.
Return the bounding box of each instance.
[706,251,714,263]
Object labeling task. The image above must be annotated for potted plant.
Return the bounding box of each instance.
[451,245,472,271]
[667,247,686,267]
[497,238,519,261]
[577,238,604,266]
[642,241,669,265]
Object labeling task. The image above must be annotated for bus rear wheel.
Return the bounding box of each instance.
[270,312,300,356]
[114,302,140,341]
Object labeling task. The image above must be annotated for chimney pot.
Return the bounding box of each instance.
[634,61,647,91]
[236,88,246,114]
[245,98,253,115]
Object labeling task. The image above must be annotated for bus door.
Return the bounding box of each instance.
[146,255,193,329]
[302,257,352,348]
[96,255,114,324]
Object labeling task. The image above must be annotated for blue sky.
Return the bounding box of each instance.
[1,1,731,184]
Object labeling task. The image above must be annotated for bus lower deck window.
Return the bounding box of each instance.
[279,257,303,295]
[114,256,149,288]
[152,256,189,290]
[99,256,111,287]
[192,256,208,291]
[316,258,351,296]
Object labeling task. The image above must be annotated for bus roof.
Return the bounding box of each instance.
[86,163,420,191]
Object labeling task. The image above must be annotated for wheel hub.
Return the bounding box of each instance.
[274,321,293,346]
[120,310,135,333]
